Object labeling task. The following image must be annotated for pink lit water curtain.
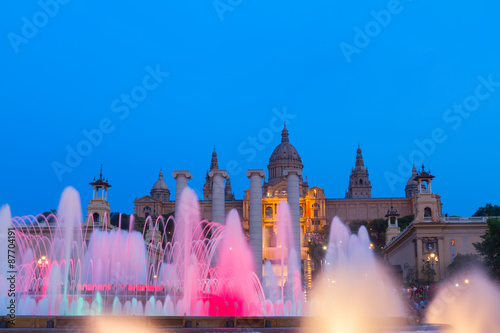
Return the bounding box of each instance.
[0,187,301,316]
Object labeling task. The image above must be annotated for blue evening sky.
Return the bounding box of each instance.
[0,0,498,218]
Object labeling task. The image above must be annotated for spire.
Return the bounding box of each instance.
[346,144,371,199]
[99,163,103,179]
[159,168,163,179]
[210,148,219,170]
[281,123,289,143]
[225,177,234,200]
[355,145,364,168]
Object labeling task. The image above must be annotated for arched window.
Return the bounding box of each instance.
[359,179,363,185]
[265,206,273,219]
[424,207,432,217]
[93,212,99,223]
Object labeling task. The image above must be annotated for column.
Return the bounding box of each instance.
[209,170,229,223]
[416,238,423,280]
[437,238,445,281]
[284,169,302,268]
[172,170,192,216]
[246,169,265,282]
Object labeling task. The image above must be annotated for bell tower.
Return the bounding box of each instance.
[345,144,372,199]
[86,164,112,228]
[385,202,400,245]
[413,165,443,223]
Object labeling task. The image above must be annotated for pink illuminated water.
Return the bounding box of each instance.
[275,201,303,315]
[0,186,278,316]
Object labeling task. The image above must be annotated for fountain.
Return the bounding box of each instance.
[305,217,405,333]
[0,187,286,317]
[426,270,500,333]
[0,186,463,332]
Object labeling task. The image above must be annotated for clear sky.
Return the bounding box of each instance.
[1,0,498,218]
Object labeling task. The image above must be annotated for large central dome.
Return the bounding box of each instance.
[267,124,303,185]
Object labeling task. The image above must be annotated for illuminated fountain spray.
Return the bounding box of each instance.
[426,270,500,333]
[276,200,303,316]
[0,186,271,316]
[305,217,404,333]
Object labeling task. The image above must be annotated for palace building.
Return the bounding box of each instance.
[83,124,489,284]
[132,125,440,261]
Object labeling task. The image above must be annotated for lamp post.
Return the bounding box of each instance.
[427,253,438,284]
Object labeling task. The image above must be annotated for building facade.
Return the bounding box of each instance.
[133,125,436,262]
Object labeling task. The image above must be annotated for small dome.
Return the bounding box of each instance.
[406,163,418,186]
[151,169,169,191]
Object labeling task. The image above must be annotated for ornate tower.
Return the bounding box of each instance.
[385,202,400,245]
[86,164,112,228]
[203,148,234,201]
[413,165,443,223]
[345,145,372,199]
[203,148,219,200]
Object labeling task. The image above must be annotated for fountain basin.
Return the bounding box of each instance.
[0,316,452,332]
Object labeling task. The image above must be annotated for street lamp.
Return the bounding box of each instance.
[37,256,49,284]
[37,255,49,268]
[427,253,438,284]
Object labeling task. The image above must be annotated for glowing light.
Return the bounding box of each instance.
[153,275,157,279]
[323,245,327,250]
[455,283,459,287]
[38,256,49,267]
[229,247,232,250]
[465,279,469,284]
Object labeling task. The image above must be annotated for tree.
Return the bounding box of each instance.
[110,212,130,230]
[38,209,57,223]
[398,215,414,231]
[473,218,500,279]
[307,240,327,280]
[367,218,387,253]
[349,220,368,234]
[420,259,434,285]
[403,263,416,286]
[447,253,483,277]
[132,215,146,233]
[473,204,500,217]
[160,213,175,243]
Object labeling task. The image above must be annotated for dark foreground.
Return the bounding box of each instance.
[0,316,451,332]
